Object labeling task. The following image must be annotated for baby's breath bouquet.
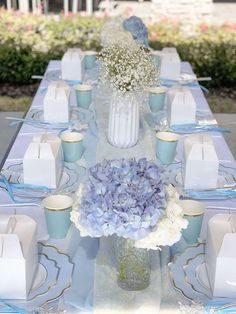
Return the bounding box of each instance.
[98,42,159,93]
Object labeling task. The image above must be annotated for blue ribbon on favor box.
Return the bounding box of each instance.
[0,300,29,314]
[0,173,50,203]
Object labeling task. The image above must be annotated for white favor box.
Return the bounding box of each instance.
[183,134,219,189]
[0,215,38,299]
[43,81,70,123]
[160,48,181,81]
[206,213,236,298]
[23,134,63,188]
[61,48,85,81]
[166,86,196,126]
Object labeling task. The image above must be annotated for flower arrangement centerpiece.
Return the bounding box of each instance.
[100,17,134,48]
[98,42,157,93]
[123,16,149,48]
[98,41,158,148]
[71,158,188,291]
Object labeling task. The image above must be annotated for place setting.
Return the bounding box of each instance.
[0,131,88,203]
[145,85,230,134]
[0,214,74,312]
[34,49,98,86]
[6,77,97,136]
[156,47,211,92]
[154,131,236,200]
[168,207,236,312]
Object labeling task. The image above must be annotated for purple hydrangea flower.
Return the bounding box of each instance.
[123,16,149,48]
[79,158,167,240]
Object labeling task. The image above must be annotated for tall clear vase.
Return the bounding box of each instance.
[108,92,139,148]
[113,236,151,291]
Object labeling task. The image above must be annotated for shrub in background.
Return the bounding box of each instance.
[0,9,236,87]
[149,21,236,87]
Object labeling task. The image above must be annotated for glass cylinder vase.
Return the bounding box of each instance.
[108,92,139,148]
[113,236,151,291]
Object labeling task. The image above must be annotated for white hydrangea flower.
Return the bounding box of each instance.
[135,187,188,250]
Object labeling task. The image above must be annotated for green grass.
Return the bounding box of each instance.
[206,95,236,113]
[0,96,32,111]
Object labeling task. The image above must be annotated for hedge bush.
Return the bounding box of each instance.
[0,8,236,87]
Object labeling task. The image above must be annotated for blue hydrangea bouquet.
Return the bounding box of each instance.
[71,158,187,249]
[71,158,187,291]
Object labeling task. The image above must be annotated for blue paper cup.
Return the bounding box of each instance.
[156,131,179,165]
[179,200,205,245]
[150,50,162,67]
[85,51,97,69]
[60,131,84,162]
[148,86,168,112]
[42,195,73,239]
[74,84,92,109]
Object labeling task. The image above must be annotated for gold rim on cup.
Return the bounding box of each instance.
[85,51,97,56]
[60,131,84,143]
[156,131,180,143]
[42,195,73,212]
[179,200,205,217]
[148,86,168,95]
[74,84,92,91]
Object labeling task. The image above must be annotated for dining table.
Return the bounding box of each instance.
[0,60,236,314]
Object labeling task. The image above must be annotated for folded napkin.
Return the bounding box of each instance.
[183,188,236,200]
[205,300,236,314]
[0,300,28,314]
[160,78,209,93]
[170,124,230,134]
[144,113,230,134]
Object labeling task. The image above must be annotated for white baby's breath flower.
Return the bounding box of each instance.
[98,41,159,93]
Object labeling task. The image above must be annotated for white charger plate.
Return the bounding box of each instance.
[25,107,94,131]
[164,162,236,197]
[168,243,235,305]
[145,110,217,134]
[7,242,74,312]
[2,161,86,202]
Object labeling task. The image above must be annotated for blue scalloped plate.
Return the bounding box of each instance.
[6,242,74,312]
[169,243,235,305]
[2,162,86,202]
[164,162,236,198]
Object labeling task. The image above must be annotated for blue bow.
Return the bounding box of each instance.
[0,173,51,203]
[0,300,29,314]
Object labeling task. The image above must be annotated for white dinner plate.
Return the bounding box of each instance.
[164,162,236,194]
[2,161,86,202]
[169,243,236,305]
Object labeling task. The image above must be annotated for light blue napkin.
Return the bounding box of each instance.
[183,189,236,200]
[0,300,29,314]
[170,124,230,134]
[0,173,51,203]
[160,78,209,93]
[205,300,236,314]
